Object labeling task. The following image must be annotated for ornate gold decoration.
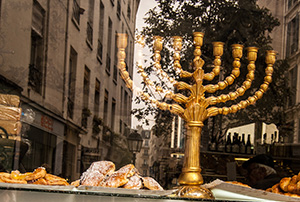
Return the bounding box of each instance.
[117,32,276,199]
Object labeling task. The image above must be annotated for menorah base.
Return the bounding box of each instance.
[174,185,214,199]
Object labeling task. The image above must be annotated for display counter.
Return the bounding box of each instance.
[0,181,299,202]
[0,183,224,202]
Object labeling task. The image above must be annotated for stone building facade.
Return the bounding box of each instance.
[257,0,300,144]
[0,0,139,180]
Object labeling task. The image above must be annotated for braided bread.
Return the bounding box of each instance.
[0,167,69,186]
[266,171,300,198]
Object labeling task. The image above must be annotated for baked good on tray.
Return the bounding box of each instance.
[80,161,115,186]
[0,167,69,186]
[266,171,300,198]
[74,160,163,190]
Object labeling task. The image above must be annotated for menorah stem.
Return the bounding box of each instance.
[176,122,214,199]
[178,123,203,185]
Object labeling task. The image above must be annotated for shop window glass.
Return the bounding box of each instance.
[62,141,76,181]
[22,127,56,173]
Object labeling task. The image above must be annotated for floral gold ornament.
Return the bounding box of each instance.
[117,32,276,199]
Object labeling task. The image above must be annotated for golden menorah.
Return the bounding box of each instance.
[117,32,276,199]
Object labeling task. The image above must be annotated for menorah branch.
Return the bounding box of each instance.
[208,47,258,105]
[204,44,243,93]
[203,42,224,81]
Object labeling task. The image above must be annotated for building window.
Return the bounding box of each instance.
[117,0,121,20]
[29,0,45,94]
[86,0,94,47]
[288,65,298,106]
[130,40,133,75]
[143,159,148,166]
[106,18,112,74]
[124,90,128,120]
[298,119,300,143]
[72,0,80,25]
[111,98,116,130]
[82,66,90,128]
[125,31,129,71]
[143,170,147,176]
[97,1,104,61]
[113,32,118,83]
[127,1,131,19]
[144,140,149,147]
[94,79,100,116]
[288,0,298,10]
[286,14,299,57]
[106,53,111,75]
[67,47,77,119]
[119,119,122,133]
[104,90,109,125]
[120,86,123,119]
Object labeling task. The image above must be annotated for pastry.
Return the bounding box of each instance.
[44,174,69,186]
[279,177,291,192]
[31,178,48,185]
[142,177,163,190]
[101,164,135,188]
[225,181,251,188]
[0,172,27,184]
[80,161,115,186]
[123,175,143,189]
[24,167,47,181]
[270,183,282,194]
[71,179,80,187]
[266,172,300,198]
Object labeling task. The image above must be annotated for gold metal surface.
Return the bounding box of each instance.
[117,32,275,199]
